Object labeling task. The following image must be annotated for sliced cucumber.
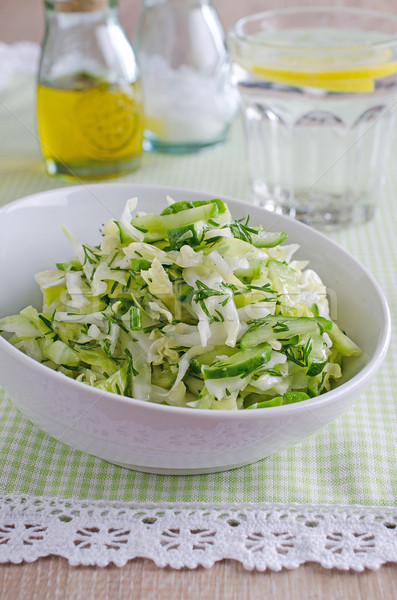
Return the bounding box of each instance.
[190,345,237,374]
[240,315,332,350]
[283,391,310,405]
[328,322,362,356]
[131,201,222,242]
[234,259,265,281]
[251,230,288,248]
[127,306,142,331]
[115,221,138,245]
[246,390,309,408]
[266,259,297,290]
[246,396,283,409]
[202,343,272,379]
[206,237,257,257]
[161,198,227,215]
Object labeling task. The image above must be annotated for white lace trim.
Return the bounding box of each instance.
[0,42,40,92]
[0,495,396,570]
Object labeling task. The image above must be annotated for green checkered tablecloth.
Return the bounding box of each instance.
[0,72,396,509]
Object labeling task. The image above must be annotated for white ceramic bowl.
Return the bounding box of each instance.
[0,184,391,474]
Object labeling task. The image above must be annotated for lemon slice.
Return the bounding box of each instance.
[248,58,397,93]
[237,29,397,93]
[77,83,142,159]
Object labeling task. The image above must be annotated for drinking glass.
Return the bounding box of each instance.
[229,7,397,229]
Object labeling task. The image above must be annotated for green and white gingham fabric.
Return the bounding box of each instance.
[0,72,396,513]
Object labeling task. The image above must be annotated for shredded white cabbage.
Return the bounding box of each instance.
[0,197,361,410]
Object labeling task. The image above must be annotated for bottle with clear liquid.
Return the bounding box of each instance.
[134,0,239,153]
[37,0,144,179]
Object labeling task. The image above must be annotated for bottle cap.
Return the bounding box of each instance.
[55,0,108,12]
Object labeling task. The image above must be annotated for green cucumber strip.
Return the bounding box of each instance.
[247,391,310,408]
[240,315,332,350]
[283,391,310,405]
[234,259,265,281]
[266,259,297,288]
[328,322,362,356]
[247,396,283,409]
[128,306,142,331]
[161,199,227,215]
[129,213,164,241]
[131,202,220,241]
[189,345,237,374]
[206,237,256,257]
[115,221,137,245]
[251,230,288,248]
[202,343,272,379]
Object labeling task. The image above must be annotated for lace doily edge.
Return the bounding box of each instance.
[0,495,396,570]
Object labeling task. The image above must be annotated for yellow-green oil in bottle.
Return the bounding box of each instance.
[37,73,144,179]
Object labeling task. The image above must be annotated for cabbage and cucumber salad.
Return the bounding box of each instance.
[0,197,361,410]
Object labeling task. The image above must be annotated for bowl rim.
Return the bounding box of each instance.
[0,182,391,419]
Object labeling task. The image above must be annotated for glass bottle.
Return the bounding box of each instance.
[37,0,144,179]
[134,0,239,153]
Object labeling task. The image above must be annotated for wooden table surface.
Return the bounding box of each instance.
[1,0,396,597]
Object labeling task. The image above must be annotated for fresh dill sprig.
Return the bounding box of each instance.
[82,244,101,266]
[285,337,313,368]
[230,216,258,243]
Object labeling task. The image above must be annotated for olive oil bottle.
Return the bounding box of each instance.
[37,0,143,179]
